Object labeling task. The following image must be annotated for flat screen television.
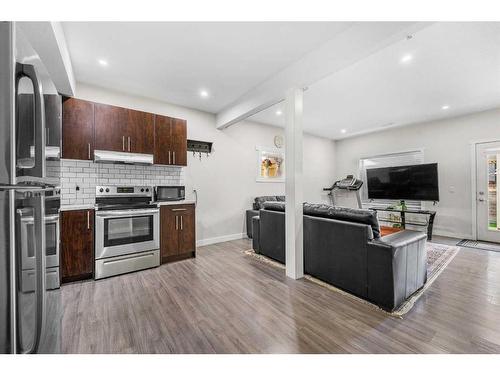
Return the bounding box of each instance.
[366,163,439,201]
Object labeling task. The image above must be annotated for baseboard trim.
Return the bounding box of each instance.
[196,232,247,247]
[432,229,473,240]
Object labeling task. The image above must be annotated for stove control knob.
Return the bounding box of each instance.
[141,188,144,192]
[145,188,149,192]
[105,188,110,193]
[99,188,104,193]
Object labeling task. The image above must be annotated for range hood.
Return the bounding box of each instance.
[94,150,154,165]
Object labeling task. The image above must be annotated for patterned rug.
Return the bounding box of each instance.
[244,241,459,318]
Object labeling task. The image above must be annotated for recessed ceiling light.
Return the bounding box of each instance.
[441,105,450,110]
[98,59,108,67]
[340,129,347,134]
[400,54,413,64]
[275,110,282,116]
[200,90,209,98]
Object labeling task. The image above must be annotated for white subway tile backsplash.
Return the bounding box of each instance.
[59,159,183,206]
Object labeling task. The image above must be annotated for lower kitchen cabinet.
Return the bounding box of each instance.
[160,204,196,263]
[60,209,94,283]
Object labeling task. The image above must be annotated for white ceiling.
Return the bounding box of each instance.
[250,22,500,139]
[62,22,500,140]
[61,22,351,113]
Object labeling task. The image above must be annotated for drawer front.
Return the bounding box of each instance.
[95,249,160,280]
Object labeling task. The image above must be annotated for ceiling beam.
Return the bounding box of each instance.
[216,22,433,130]
[18,22,76,96]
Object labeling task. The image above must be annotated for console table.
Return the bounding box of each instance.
[367,207,436,240]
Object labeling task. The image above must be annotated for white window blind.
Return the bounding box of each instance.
[359,150,424,210]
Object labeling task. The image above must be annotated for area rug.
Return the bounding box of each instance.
[456,239,500,253]
[244,242,459,318]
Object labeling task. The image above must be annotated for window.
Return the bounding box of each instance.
[359,149,424,210]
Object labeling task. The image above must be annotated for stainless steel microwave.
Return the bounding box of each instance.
[155,186,185,201]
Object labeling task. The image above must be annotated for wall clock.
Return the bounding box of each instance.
[274,135,284,148]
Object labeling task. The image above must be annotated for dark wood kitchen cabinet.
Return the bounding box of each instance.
[171,118,187,166]
[126,109,154,154]
[62,98,94,160]
[60,209,94,283]
[160,204,195,264]
[62,97,188,163]
[94,103,128,152]
[154,115,187,166]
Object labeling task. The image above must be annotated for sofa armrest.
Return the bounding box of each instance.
[252,216,260,253]
[246,209,260,238]
[367,230,427,311]
[374,230,427,248]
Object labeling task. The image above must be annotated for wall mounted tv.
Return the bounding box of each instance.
[366,163,439,202]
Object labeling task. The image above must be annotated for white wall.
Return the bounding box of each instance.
[75,83,335,245]
[334,107,500,239]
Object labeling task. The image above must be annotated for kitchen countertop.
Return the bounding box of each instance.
[59,200,196,212]
[60,204,96,211]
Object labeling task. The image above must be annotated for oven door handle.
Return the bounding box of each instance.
[96,209,159,217]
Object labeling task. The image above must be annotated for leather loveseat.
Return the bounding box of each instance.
[252,202,427,311]
[246,195,285,238]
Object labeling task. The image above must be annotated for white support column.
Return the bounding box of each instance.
[285,88,304,280]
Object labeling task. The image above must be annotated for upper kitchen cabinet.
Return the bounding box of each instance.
[171,118,187,166]
[126,109,154,154]
[62,98,94,160]
[94,103,128,152]
[154,115,187,166]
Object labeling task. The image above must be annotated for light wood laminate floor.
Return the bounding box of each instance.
[59,237,500,353]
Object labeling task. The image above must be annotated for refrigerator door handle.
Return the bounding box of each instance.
[19,194,46,354]
[15,63,46,180]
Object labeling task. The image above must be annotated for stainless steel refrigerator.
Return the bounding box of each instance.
[1,22,62,354]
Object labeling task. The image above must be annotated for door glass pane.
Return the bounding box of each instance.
[487,154,499,231]
[104,215,153,246]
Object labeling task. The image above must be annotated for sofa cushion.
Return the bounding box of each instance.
[304,203,381,238]
[262,201,381,238]
[262,201,286,211]
[253,196,285,210]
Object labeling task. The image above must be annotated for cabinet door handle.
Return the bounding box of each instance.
[88,143,91,159]
[122,136,125,151]
[87,211,90,230]
[175,215,178,230]
[128,136,131,152]
[171,208,187,212]
[180,215,183,230]
[173,151,175,165]
[168,151,171,164]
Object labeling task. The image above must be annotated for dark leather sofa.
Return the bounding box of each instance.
[246,195,285,238]
[252,202,427,311]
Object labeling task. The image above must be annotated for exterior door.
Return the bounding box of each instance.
[476,141,500,243]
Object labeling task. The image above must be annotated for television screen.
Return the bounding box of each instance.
[366,163,439,201]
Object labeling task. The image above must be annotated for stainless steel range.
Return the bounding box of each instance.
[94,185,160,280]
